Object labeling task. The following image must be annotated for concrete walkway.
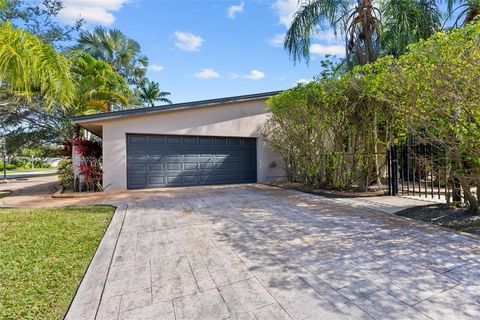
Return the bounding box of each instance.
[64,185,480,320]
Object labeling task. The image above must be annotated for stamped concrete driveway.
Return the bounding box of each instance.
[67,185,480,320]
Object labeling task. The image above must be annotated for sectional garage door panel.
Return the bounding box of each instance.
[126,134,257,189]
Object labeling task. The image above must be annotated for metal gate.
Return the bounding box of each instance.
[387,143,457,201]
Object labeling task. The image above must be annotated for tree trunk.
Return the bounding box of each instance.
[460,178,479,212]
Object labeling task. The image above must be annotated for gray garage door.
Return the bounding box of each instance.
[126,134,257,189]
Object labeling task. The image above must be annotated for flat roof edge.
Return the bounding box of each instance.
[73,90,283,124]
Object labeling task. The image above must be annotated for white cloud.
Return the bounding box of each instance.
[149,64,164,72]
[230,70,266,80]
[245,70,265,80]
[272,0,301,28]
[313,29,338,42]
[227,2,244,19]
[193,68,220,79]
[268,33,285,47]
[57,0,129,25]
[310,43,345,56]
[174,31,204,52]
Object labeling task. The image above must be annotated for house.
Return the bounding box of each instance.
[73,91,286,191]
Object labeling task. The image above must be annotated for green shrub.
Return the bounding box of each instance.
[0,163,17,170]
[58,158,74,190]
[33,160,51,168]
[264,76,385,191]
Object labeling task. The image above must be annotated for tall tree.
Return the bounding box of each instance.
[77,26,149,85]
[284,0,441,67]
[69,51,131,115]
[136,80,172,107]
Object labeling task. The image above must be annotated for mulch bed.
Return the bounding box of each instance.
[268,182,387,198]
[397,204,480,236]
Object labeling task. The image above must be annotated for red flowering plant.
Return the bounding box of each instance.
[60,137,103,191]
[75,137,102,191]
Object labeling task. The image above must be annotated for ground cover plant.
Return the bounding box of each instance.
[0,206,114,319]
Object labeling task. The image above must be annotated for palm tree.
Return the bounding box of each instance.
[136,80,172,107]
[445,0,480,26]
[0,22,73,108]
[285,0,441,67]
[382,0,442,57]
[76,26,148,85]
[69,51,131,115]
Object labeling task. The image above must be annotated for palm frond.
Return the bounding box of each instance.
[0,22,73,109]
[285,0,350,64]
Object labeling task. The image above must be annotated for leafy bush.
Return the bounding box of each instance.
[361,21,480,209]
[0,159,51,170]
[264,75,385,191]
[0,163,17,170]
[58,158,74,190]
[61,137,103,191]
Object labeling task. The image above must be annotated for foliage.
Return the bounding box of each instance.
[1,158,52,170]
[264,75,384,191]
[284,0,441,67]
[62,137,103,191]
[72,137,102,159]
[0,0,83,46]
[0,163,16,170]
[267,22,480,210]
[0,101,71,155]
[136,79,172,107]
[18,145,59,158]
[57,158,73,190]
[69,51,131,114]
[76,26,149,85]
[382,0,442,57]
[0,206,114,319]
[0,22,73,108]
[362,21,480,209]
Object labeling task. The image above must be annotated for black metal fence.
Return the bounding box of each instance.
[387,143,452,200]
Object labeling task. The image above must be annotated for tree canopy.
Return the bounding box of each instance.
[284,0,443,67]
[76,26,149,86]
[0,22,73,108]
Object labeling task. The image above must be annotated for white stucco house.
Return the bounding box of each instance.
[73,91,286,191]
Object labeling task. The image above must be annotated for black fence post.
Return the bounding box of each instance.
[452,177,461,203]
[392,145,399,195]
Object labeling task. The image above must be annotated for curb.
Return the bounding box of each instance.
[64,204,128,320]
[262,182,387,198]
[52,186,106,199]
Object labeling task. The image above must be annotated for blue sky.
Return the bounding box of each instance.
[56,0,345,103]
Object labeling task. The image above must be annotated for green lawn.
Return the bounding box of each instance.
[0,206,115,319]
[5,167,58,174]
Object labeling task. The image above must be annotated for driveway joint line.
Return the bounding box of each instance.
[94,203,129,320]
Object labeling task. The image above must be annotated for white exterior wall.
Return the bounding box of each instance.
[96,99,285,190]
